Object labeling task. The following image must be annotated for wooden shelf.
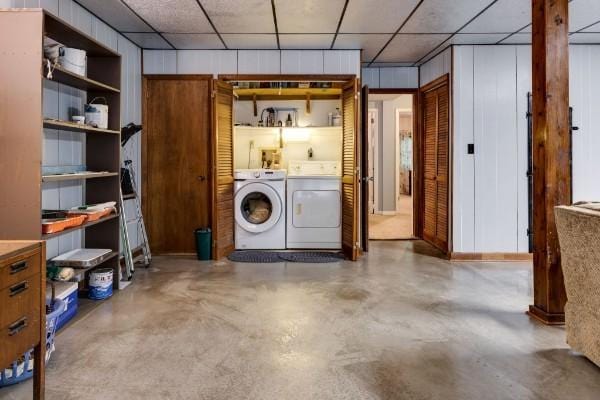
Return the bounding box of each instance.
[42,213,118,240]
[235,87,341,101]
[42,172,119,182]
[44,63,120,93]
[43,119,119,135]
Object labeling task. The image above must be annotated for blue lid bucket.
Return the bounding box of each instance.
[89,268,113,300]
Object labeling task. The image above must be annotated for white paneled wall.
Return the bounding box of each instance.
[360,67,419,88]
[570,46,600,202]
[420,47,452,87]
[144,50,361,76]
[8,0,142,257]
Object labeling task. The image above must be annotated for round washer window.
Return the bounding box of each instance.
[241,192,273,224]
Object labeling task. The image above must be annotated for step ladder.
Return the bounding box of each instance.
[120,159,151,279]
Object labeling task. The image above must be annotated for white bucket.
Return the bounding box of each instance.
[85,97,109,129]
[89,268,113,300]
[58,47,86,76]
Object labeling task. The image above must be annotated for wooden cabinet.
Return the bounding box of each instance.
[0,241,46,400]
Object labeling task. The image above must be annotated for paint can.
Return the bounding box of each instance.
[89,268,113,300]
[85,97,109,129]
[58,47,86,76]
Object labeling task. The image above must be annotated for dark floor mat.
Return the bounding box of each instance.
[227,251,283,263]
[278,251,346,263]
[227,251,345,263]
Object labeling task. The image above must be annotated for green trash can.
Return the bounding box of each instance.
[194,228,212,260]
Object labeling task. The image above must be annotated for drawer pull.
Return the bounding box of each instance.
[10,260,28,275]
[9,281,29,297]
[8,317,28,336]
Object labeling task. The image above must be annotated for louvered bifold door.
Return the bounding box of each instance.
[421,79,449,253]
[212,80,235,259]
[342,79,360,260]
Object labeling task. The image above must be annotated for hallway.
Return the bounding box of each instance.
[2,242,599,400]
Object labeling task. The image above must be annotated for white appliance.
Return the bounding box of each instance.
[286,161,342,249]
[234,169,286,250]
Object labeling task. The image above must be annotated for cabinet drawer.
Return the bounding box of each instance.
[0,275,41,328]
[0,250,40,290]
[0,312,41,371]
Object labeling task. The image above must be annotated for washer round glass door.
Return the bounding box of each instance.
[235,182,282,233]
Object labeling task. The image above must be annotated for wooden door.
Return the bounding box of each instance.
[342,79,360,260]
[360,85,370,252]
[421,76,449,253]
[211,80,235,259]
[143,76,212,254]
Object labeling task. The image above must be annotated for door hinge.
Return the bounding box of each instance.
[212,90,216,98]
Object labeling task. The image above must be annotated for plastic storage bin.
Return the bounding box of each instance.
[46,282,78,331]
[194,228,212,260]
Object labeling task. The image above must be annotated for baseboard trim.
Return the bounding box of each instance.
[527,305,565,325]
[450,252,533,261]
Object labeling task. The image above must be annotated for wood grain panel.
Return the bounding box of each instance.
[212,80,235,259]
[342,79,359,261]
[143,77,212,254]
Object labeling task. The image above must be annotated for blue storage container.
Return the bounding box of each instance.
[46,282,78,331]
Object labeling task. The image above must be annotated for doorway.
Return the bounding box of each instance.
[367,91,416,240]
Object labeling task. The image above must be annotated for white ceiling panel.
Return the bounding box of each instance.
[201,0,275,33]
[162,34,225,49]
[461,0,530,33]
[77,0,153,32]
[451,33,508,45]
[279,34,334,49]
[275,0,346,33]
[339,0,420,33]
[570,0,600,31]
[123,0,213,33]
[221,34,278,49]
[333,34,391,61]
[581,22,600,33]
[400,0,491,33]
[376,34,450,62]
[124,33,172,48]
[499,32,531,44]
[569,33,600,43]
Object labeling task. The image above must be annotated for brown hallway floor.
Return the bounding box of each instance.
[369,195,413,239]
[2,241,600,400]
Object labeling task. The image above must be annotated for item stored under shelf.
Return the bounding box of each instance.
[51,248,114,268]
[41,213,118,240]
[43,119,119,135]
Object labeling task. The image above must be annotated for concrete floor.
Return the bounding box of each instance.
[2,241,600,400]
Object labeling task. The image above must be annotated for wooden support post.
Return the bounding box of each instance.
[528,0,570,325]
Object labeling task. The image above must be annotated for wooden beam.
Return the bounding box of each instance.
[529,0,570,325]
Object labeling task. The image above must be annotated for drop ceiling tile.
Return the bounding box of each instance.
[460,0,530,33]
[498,32,531,44]
[400,0,491,33]
[124,33,172,48]
[569,33,600,44]
[339,0,420,33]
[221,34,278,49]
[279,34,334,49]
[333,34,391,61]
[275,0,346,33]
[201,0,275,33]
[582,22,600,33]
[450,33,508,45]
[162,34,225,49]
[77,0,153,32]
[123,0,213,33]
[570,0,600,32]
[376,34,450,63]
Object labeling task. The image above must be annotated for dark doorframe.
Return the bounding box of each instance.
[365,88,420,242]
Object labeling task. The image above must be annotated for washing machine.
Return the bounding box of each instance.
[234,169,286,250]
[286,161,342,249]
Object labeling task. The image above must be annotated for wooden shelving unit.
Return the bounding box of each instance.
[0,9,122,290]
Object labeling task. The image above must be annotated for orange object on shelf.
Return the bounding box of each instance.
[67,208,113,222]
[42,215,86,234]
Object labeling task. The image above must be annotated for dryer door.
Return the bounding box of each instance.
[235,182,282,233]
[292,190,341,228]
